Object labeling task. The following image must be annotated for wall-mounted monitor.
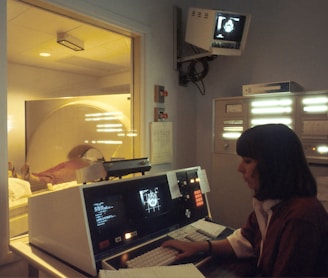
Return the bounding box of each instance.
[185,7,251,56]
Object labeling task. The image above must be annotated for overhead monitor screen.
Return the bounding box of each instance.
[213,12,246,48]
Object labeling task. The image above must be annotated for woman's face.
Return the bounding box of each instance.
[238,157,260,191]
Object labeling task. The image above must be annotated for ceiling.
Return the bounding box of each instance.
[7,0,132,78]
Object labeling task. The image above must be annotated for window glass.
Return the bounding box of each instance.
[7,0,135,238]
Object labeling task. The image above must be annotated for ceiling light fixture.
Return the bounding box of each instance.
[39,52,51,57]
[57,32,84,51]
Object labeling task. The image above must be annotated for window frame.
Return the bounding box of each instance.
[1,0,149,265]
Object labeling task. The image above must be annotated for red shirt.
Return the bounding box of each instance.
[241,197,328,276]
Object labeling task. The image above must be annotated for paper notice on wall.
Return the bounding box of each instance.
[197,169,210,193]
[150,122,173,165]
[166,170,182,199]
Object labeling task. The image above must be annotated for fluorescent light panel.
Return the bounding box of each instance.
[317,145,328,154]
[251,107,292,114]
[251,118,292,126]
[251,99,292,107]
[222,132,242,139]
[303,105,328,112]
[302,97,328,104]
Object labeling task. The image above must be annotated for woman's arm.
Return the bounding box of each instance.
[161,238,236,261]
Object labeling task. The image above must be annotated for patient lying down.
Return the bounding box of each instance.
[20,158,93,191]
[13,145,106,192]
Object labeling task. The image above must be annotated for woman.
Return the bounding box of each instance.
[162,124,328,277]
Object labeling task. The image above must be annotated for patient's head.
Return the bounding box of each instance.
[67,144,105,162]
[82,148,105,162]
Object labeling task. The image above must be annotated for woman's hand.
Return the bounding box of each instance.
[161,240,209,261]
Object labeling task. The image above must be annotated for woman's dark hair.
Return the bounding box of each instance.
[236,124,317,201]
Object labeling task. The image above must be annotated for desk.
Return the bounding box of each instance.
[10,230,251,278]
[10,235,87,278]
[200,256,258,277]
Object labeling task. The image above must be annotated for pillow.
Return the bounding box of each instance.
[8,178,32,200]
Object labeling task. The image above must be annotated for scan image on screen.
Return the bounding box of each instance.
[139,187,162,214]
[124,175,178,233]
[213,13,246,43]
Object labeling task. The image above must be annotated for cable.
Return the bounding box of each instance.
[187,58,209,82]
[185,58,208,95]
[191,78,206,95]
[178,44,218,94]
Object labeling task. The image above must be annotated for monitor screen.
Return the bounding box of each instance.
[127,179,171,219]
[139,187,164,216]
[92,195,126,228]
[213,12,246,49]
[185,7,250,56]
[83,174,178,259]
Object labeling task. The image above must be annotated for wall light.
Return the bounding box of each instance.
[317,145,328,154]
[251,99,292,107]
[302,96,328,105]
[251,107,292,114]
[251,118,292,126]
[57,32,84,51]
[303,105,328,113]
[222,132,242,139]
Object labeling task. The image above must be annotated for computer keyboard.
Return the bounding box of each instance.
[125,229,211,268]
[168,225,213,242]
[126,246,179,268]
[102,222,231,270]
[184,230,212,241]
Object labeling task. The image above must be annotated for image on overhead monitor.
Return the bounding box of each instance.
[214,12,246,43]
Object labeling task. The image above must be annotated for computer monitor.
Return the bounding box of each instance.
[83,174,178,260]
[185,7,251,56]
